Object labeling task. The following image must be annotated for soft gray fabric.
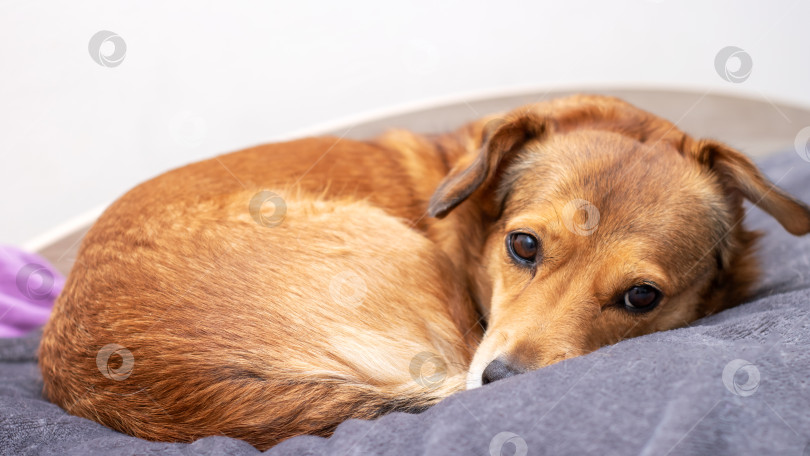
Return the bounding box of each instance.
[2,149,810,456]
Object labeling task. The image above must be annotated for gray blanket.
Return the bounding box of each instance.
[2,149,810,455]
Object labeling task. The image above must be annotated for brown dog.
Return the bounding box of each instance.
[39,94,810,450]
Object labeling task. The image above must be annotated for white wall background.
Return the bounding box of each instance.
[2,0,808,247]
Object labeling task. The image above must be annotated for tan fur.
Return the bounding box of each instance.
[39,95,810,449]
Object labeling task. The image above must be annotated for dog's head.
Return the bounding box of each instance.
[429,95,810,389]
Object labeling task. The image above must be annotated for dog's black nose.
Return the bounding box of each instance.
[481,358,524,385]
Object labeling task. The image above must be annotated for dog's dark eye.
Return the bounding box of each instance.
[507,232,539,264]
[622,285,662,312]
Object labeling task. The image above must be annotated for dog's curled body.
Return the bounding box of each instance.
[39,138,482,449]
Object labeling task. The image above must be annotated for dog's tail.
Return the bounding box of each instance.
[226,373,469,449]
[354,373,468,415]
[44,362,468,452]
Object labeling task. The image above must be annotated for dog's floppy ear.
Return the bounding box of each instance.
[428,112,549,218]
[690,139,810,235]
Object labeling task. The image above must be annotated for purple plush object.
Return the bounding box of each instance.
[0,246,64,338]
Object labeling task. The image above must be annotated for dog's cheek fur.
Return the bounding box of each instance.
[698,225,762,317]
